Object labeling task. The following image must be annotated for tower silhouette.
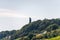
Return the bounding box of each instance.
[29,17,31,23]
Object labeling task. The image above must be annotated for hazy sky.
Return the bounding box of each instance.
[0,0,60,31]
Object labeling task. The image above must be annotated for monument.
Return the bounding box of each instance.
[29,17,32,23]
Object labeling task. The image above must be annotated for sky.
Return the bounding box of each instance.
[0,0,60,32]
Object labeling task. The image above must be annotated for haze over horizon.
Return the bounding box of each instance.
[0,0,60,32]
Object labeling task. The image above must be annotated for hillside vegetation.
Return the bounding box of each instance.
[0,18,60,40]
[47,36,60,40]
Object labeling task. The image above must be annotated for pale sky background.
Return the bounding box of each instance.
[0,0,60,32]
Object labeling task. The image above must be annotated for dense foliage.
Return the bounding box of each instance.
[0,18,60,40]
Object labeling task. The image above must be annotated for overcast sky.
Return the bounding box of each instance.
[0,0,60,32]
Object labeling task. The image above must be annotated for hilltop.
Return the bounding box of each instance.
[0,18,60,40]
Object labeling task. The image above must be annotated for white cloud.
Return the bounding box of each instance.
[0,13,28,18]
[0,9,28,18]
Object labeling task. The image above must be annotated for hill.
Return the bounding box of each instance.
[0,18,60,40]
[18,18,60,37]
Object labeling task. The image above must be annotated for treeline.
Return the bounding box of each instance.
[0,30,16,39]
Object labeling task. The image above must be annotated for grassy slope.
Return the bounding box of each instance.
[48,36,60,40]
[15,36,60,40]
[15,38,21,40]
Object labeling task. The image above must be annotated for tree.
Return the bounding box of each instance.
[47,24,59,31]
